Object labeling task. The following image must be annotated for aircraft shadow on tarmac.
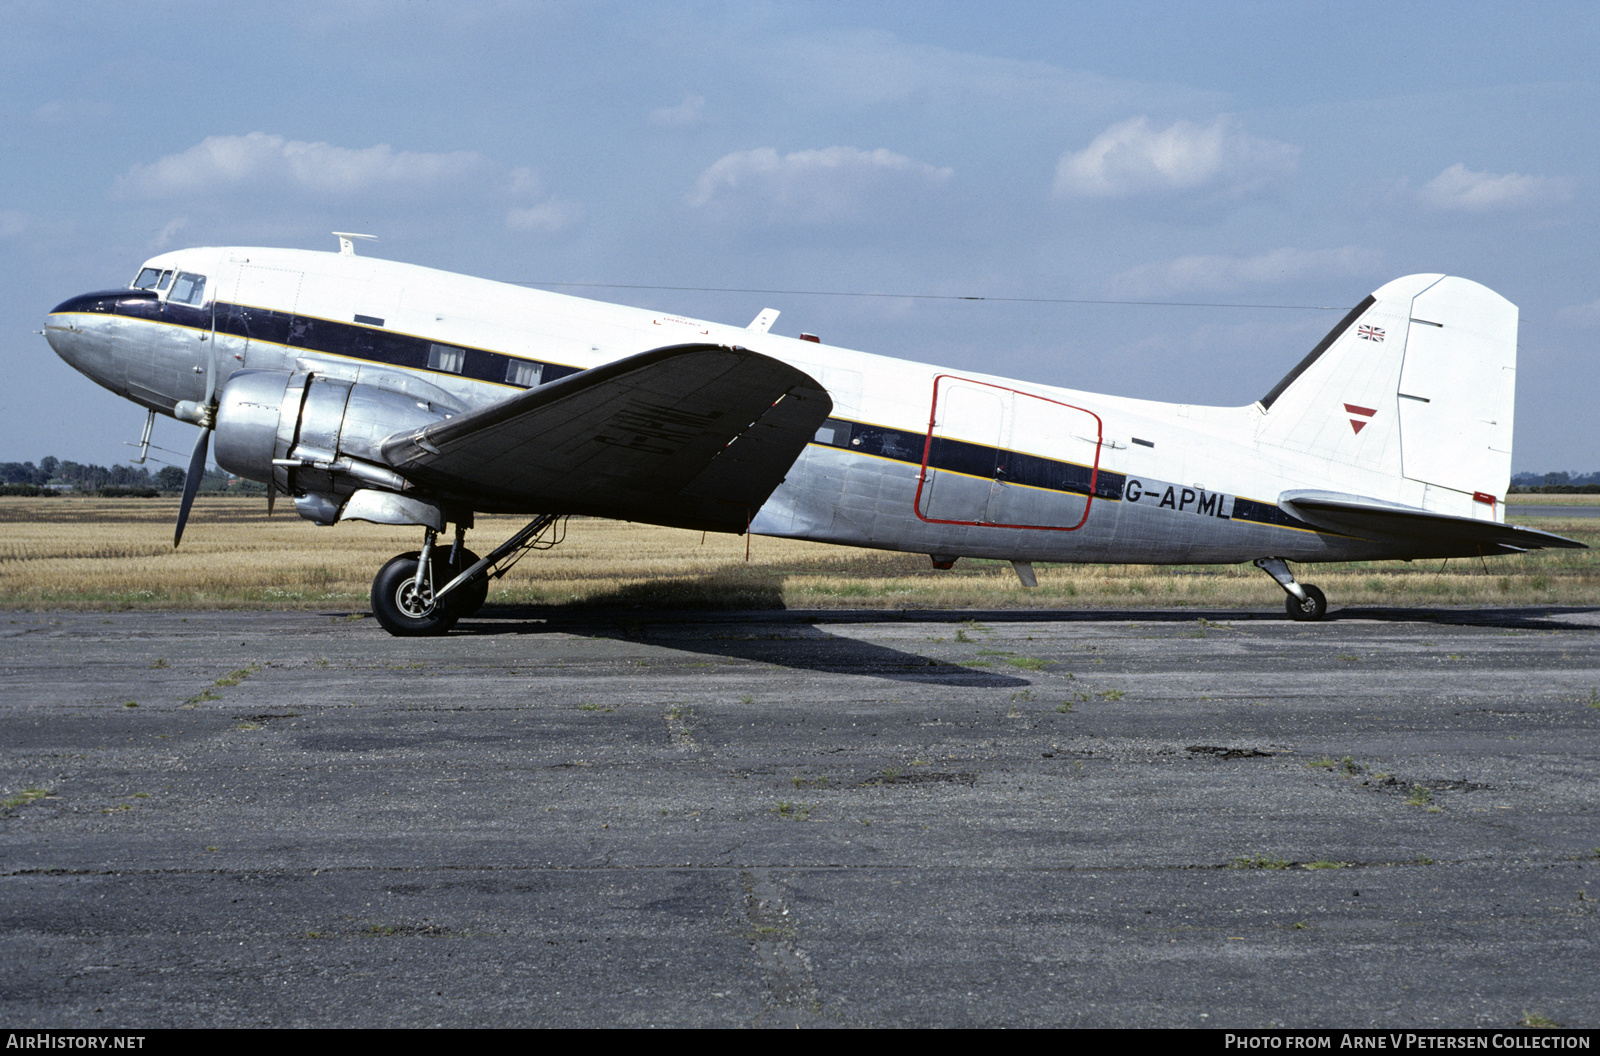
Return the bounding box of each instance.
[458,607,1032,687]
[1324,604,1599,629]
[429,571,1596,683]
[429,574,1036,686]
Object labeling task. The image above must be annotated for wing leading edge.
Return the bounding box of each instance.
[1278,491,1586,556]
[381,343,833,532]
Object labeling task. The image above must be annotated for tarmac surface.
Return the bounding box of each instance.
[2,603,1597,1028]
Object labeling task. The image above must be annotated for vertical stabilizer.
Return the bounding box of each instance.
[1255,274,1517,514]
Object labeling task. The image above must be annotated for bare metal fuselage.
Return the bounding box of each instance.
[45,245,1538,574]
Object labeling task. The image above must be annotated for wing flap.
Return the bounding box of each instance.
[1278,490,1585,555]
[382,343,832,531]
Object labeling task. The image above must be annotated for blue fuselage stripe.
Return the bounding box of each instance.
[813,419,1321,532]
[58,290,582,391]
[57,289,1322,534]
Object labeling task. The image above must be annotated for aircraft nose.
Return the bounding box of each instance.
[50,290,117,316]
[44,288,134,389]
[46,292,98,370]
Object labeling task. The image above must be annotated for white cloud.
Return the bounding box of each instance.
[501,166,582,234]
[116,132,489,199]
[1418,163,1571,212]
[1054,116,1297,200]
[505,166,545,198]
[687,146,951,224]
[650,94,706,127]
[151,217,190,249]
[1556,297,1600,328]
[507,200,584,233]
[1108,246,1382,298]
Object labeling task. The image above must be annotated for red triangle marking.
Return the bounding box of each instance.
[1349,419,1367,434]
[1343,403,1377,418]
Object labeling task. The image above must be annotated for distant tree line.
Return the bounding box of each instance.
[0,456,260,496]
[1508,471,1600,494]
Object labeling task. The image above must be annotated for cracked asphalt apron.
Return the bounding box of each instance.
[2,605,1597,1028]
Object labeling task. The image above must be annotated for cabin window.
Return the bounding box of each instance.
[169,272,207,306]
[427,343,465,374]
[505,359,543,387]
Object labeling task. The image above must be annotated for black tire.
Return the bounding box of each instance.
[440,547,489,618]
[1285,583,1328,622]
[371,551,460,637]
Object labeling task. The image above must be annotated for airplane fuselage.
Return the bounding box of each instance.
[45,244,1535,585]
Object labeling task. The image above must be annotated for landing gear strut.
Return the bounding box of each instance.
[1254,557,1328,622]
[369,514,562,637]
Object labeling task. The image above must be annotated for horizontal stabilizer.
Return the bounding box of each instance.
[381,343,832,532]
[1278,490,1585,556]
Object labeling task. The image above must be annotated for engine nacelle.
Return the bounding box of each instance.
[213,369,452,521]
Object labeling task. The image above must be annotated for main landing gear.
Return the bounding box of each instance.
[370,513,562,637]
[1253,557,1328,622]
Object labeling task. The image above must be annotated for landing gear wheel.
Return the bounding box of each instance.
[1285,584,1328,622]
[441,547,489,618]
[371,551,460,637]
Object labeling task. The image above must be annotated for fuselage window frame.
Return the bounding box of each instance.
[132,268,174,292]
[505,359,543,387]
[169,272,208,306]
[427,343,466,374]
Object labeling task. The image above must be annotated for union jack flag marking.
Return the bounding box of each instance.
[1358,325,1385,342]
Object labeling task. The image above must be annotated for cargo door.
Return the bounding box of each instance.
[917,375,1102,530]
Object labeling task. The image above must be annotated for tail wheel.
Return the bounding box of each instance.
[1285,584,1328,622]
[371,551,459,637]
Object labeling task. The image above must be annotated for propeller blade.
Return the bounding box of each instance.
[266,482,276,518]
[178,311,225,548]
[174,427,211,548]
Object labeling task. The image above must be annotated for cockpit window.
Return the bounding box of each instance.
[132,267,172,290]
[169,272,207,306]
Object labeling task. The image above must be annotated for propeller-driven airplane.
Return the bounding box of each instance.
[44,235,1583,635]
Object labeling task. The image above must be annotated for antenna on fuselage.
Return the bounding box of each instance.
[333,232,378,256]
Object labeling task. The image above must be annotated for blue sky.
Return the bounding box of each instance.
[3,0,1596,473]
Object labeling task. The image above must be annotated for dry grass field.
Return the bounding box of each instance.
[1504,492,1600,504]
[1,495,1597,613]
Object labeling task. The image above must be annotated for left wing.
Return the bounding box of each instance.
[381,343,832,532]
[1279,490,1586,555]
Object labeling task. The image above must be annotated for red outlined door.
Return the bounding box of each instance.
[914,375,1102,531]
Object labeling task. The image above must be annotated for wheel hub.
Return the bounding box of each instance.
[394,579,436,619]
